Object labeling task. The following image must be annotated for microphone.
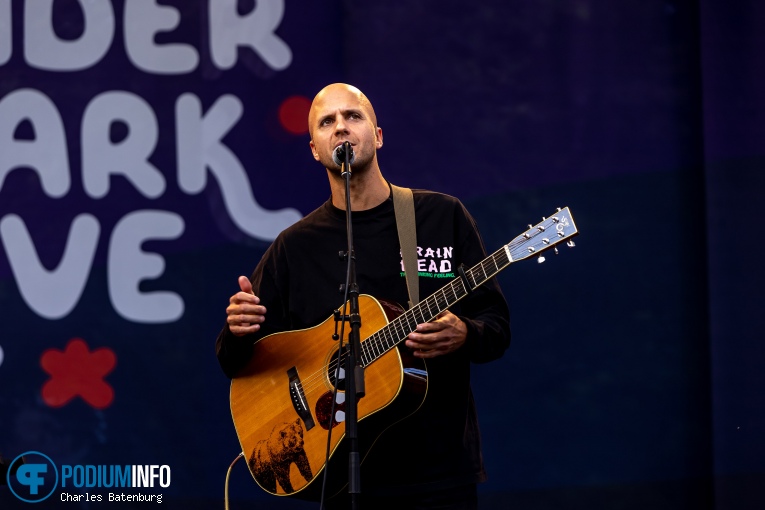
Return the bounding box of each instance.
[332,142,355,166]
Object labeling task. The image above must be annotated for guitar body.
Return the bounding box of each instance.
[230,295,427,500]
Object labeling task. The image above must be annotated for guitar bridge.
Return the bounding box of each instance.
[287,366,315,431]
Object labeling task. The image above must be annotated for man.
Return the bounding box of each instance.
[216,83,510,509]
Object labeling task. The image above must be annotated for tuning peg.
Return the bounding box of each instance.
[537,255,546,264]
[567,240,576,248]
[554,247,559,255]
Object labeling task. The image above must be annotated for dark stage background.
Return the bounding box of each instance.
[1,1,763,508]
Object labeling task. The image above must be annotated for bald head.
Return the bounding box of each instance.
[307,83,378,138]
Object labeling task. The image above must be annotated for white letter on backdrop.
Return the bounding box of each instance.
[0,0,11,65]
[0,214,99,320]
[81,91,165,199]
[24,0,114,71]
[208,0,291,71]
[124,0,198,74]
[108,210,184,324]
[0,89,70,197]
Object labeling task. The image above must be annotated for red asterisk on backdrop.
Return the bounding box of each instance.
[40,338,116,409]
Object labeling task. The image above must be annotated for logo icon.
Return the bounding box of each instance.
[6,451,59,503]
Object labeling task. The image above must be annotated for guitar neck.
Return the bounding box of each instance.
[359,206,578,367]
[359,246,511,367]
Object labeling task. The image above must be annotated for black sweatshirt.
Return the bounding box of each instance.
[216,187,510,494]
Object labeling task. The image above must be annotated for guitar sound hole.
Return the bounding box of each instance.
[326,347,348,391]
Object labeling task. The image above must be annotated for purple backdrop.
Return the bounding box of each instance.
[0,1,762,509]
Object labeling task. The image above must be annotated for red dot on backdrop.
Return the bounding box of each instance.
[278,95,311,135]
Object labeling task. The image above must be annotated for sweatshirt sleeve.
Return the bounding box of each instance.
[215,244,289,379]
[452,201,511,363]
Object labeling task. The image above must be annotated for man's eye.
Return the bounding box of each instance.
[320,118,332,126]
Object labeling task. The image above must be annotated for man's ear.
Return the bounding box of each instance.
[309,140,320,161]
[375,127,383,149]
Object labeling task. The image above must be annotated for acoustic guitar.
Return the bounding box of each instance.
[230,207,579,499]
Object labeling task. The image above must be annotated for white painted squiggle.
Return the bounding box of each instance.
[176,93,301,240]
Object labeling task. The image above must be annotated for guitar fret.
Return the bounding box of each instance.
[436,288,448,309]
[442,286,451,305]
[447,283,458,303]
[393,317,406,341]
[384,325,395,349]
[405,312,417,332]
[428,296,441,317]
[427,296,438,317]
[360,340,369,365]
[433,292,443,311]
[490,253,499,273]
[475,262,485,283]
[368,336,378,359]
[471,267,483,286]
[452,279,464,299]
[363,337,373,365]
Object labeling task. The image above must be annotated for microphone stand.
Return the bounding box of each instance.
[340,142,365,509]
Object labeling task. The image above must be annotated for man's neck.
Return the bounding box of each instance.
[327,165,390,211]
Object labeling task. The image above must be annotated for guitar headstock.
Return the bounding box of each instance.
[507,207,579,263]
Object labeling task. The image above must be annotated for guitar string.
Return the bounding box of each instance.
[281,224,568,404]
[303,216,561,387]
[294,283,463,397]
[293,235,543,398]
[294,248,511,397]
[294,278,467,397]
[290,236,541,397]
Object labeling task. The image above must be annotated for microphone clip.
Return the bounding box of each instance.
[332,142,355,170]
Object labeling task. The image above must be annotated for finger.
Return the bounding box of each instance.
[238,275,254,294]
[407,328,446,343]
[412,321,446,334]
[229,323,261,336]
[227,312,265,331]
[409,344,444,358]
[230,291,260,305]
[231,302,266,315]
[405,337,439,351]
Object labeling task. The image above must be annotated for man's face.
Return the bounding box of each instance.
[308,86,382,172]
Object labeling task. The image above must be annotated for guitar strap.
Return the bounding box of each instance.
[391,184,419,309]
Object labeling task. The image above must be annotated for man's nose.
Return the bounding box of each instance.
[334,115,349,133]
